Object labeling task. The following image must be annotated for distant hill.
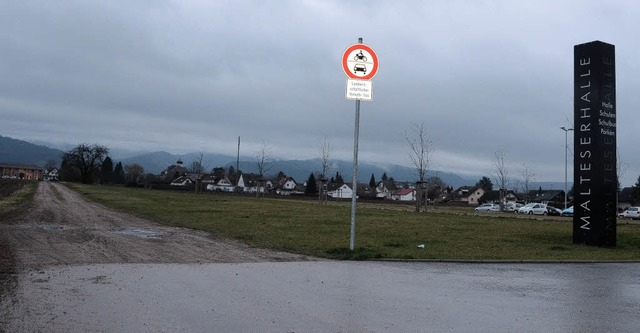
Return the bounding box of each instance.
[0,135,567,190]
[229,158,474,189]
[0,135,64,167]
[112,149,571,190]
[115,151,247,175]
[113,150,473,188]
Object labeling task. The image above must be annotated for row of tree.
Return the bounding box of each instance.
[59,144,145,186]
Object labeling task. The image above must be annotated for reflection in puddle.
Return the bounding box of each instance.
[114,229,162,238]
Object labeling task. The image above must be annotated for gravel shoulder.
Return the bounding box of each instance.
[0,181,315,272]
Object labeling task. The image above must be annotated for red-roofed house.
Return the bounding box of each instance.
[393,188,416,201]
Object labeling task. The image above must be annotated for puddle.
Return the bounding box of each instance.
[42,226,65,231]
[113,229,162,238]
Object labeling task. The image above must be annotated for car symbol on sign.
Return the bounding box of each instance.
[353,63,367,74]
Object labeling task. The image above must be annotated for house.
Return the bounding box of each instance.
[448,186,486,205]
[160,160,188,181]
[43,168,59,181]
[204,175,235,192]
[376,180,398,199]
[521,190,565,206]
[479,190,518,204]
[328,183,354,199]
[356,184,376,199]
[170,175,195,187]
[0,163,43,180]
[428,185,452,203]
[237,173,267,193]
[274,177,304,196]
[275,176,296,190]
[393,188,416,201]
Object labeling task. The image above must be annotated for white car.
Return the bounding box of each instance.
[621,207,640,220]
[475,203,501,212]
[505,203,523,212]
[517,203,548,215]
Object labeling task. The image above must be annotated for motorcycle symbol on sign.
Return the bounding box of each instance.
[353,50,368,62]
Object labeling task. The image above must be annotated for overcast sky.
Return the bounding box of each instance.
[2,1,639,186]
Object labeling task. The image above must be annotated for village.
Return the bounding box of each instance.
[2,158,639,211]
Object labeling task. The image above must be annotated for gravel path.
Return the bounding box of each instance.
[0,182,315,272]
[0,182,317,331]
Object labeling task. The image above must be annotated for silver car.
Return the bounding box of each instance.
[623,207,640,220]
[517,203,548,215]
[475,203,501,212]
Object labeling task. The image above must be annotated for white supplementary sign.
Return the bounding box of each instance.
[345,79,372,101]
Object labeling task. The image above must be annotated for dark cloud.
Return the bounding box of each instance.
[1,1,640,185]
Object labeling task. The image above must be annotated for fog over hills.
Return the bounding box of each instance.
[1,135,568,190]
[115,150,473,188]
[118,151,567,190]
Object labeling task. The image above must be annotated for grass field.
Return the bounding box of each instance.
[60,183,640,261]
[0,179,38,216]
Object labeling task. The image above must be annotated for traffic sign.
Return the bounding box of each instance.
[345,79,372,101]
[342,43,379,80]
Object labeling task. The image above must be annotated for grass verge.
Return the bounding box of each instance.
[0,180,38,218]
[66,183,640,261]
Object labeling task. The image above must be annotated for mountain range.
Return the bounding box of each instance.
[1,135,566,189]
[0,135,64,167]
[116,151,476,188]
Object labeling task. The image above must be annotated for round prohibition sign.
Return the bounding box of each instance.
[342,43,379,80]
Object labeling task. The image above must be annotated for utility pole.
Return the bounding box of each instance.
[236,136,240,174]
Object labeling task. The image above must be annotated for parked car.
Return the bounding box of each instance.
[475,203,501,212]
[546,206,563,216]
[621,207,640,220]
[504,202,523,212]
[517,203,548,215]
[618,209,629,218]
[561,206,573,217]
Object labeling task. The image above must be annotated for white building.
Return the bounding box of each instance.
[328,184,354,199]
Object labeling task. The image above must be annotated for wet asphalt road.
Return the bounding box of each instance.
[3,261,640,332]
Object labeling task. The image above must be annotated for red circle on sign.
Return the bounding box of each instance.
[342,43,379,80]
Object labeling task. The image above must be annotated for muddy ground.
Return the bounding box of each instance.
[0,181,314,270]
[0,182,315,324]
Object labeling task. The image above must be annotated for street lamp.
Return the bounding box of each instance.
[561,126,574,209]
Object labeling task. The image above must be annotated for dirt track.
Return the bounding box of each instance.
[0,182,314,272]
[0,182,316,331]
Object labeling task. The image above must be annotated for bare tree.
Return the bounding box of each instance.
[319,137,334,179]
[254,142,272,177]
[188,152,210,175]
[492,148,510,210]
[426,175,447,203]
[188,152,210,194]
[253,142,272,198]
[519,162,535,203]
[317,137,334,204]
[617,151,627,191]
[61,144,109,184]
[43,159,58,171]
[124,163,145,187]
[405,123,435,212]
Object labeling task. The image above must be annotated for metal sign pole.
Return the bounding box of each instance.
[349,37,363,251]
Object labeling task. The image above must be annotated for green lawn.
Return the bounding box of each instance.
[66,183,640,261]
